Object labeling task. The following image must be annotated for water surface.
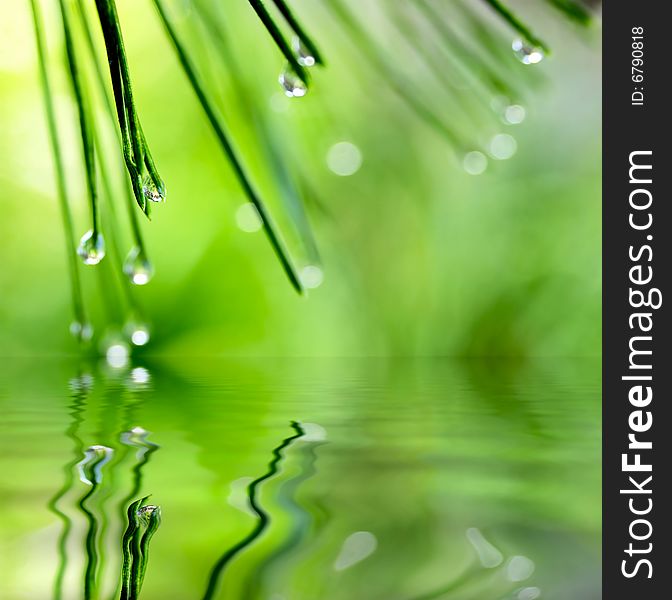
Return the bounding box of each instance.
[0,358,600,599]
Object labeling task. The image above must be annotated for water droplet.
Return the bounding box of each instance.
[512,39,544,64]
[504,104,526,125]
[518,587,541,600]
[507,556,535,582]
[334,531,378,571]
[77,444,114,485]
[124,319,151,346]
[70,321,93,342]
[235,203,263,233]
[123,246,154,285]
[489,133,517,160]
[463,151,488,175]
[142,176,165,203]
[77,230,106,265]
[279,64,307,97]
[122,426,151,446]
[293,36,315,67]
[136,504,161,525]
[300,265,324,289]
[106,341,130,369]
[326,141,363,176]
[466,528,504,568]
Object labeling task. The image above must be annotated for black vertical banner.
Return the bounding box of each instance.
[603,1,671,597]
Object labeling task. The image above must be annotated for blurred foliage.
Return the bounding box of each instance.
[0,0,600,357]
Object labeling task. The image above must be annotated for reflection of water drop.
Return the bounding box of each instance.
[466,528,504,568]
[326,141,362,176]
[70,321,93,342]
[235,203,263,233]
[300,265,324,289]
[77,230,106,265]
[137,504,160,519]
[122,426,150,446]
[463,151,488,175]
[121,426,156,458]
[126,322,150,347]
[518,587,541,600]
[334,531,378,571]
[106,342,130,369]
[77,444,114,485]
[142,176,165,203]
[489,134,518,160]
[69,373,94,391]
[512,39,544,64]
[279,64,307,97]
[293,36,315,67]
[504,104,526,125]
[123,246,154,285]
[301,422,328,442]
[130,367,150,384]
[507,556,535,581]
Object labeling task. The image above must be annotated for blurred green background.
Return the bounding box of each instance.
[0,0,601,358]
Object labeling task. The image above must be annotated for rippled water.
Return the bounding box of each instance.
[0,359,600,600]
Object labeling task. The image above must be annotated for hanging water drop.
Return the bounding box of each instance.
[70,320,93,342]
[503,104,526,125]
[142,175,166,203]
[512,39,544,64]
[125,321,151,346]
[106,340,130,369]
[77,230,106,265]
[235,203,263,233]
[292,36,315,67]
[123,246,154,285]
[463,151,488,175]
[279,64,307,98]
[300,265,324,289]
[489,133,518,160]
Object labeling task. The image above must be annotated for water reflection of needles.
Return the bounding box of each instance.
[48,374,161,600]
[243,438,326,599]
[201,421,306,600]
[78,444,115,600]
[120,497,162,600]
[47,383,86,600]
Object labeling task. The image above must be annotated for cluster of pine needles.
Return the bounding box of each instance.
[27,0,596,352]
